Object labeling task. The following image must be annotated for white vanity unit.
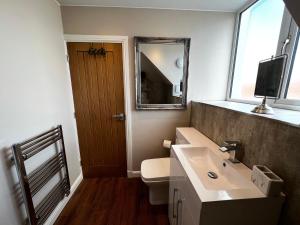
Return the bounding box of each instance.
[169,128,284,225]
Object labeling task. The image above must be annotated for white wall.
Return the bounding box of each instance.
[61,6,235,171]
[0,1,81,224]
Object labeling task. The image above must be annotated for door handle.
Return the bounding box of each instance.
[112,113,126,121]
[176,199,183,225]
[172,188,178,218]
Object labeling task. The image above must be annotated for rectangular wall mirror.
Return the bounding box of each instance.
[134,37,191,110]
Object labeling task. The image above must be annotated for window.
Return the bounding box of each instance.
[286,38,300,99]
[228,0,300,107]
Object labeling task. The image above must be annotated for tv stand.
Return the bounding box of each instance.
[251,96,274,115]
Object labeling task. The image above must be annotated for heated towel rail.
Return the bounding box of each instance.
[12,125,70,225]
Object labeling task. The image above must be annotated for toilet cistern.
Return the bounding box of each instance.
[219,140,241,163]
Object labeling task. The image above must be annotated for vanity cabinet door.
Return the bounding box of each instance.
[177,171,201,225]
[169,148,202,225]
[169,150,185,225]
[181,178,202,224]
[179,199,198,225]
[169,179,180,225]
[170,188,196,225]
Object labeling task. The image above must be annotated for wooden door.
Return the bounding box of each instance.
[67,42,127,177]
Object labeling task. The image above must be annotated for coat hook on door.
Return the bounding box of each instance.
[88,43,106,57]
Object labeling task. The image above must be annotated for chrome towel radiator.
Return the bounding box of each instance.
[12,125,70,225]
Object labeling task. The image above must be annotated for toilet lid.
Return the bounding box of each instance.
[141,158,170,182]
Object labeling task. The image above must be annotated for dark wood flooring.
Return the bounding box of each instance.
[54,178,170,225]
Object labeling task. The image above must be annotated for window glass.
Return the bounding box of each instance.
[231,0,285,101]
[287,40,300,99]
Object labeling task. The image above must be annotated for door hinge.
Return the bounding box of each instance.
[66,54,69,62]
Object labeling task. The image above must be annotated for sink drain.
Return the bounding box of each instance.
[207,171,218,179]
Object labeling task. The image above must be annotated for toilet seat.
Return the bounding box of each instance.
[141,158,170,182]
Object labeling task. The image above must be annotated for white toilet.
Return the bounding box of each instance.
[141,157,170,205]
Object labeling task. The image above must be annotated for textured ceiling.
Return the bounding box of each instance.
[58,0,248,12]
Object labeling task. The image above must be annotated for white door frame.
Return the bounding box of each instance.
[64,34,133,176]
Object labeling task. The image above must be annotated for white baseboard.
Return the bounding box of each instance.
[127,170,141,178]
[43,172,83,225]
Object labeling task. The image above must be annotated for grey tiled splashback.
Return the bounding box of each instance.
[190,101,300,225]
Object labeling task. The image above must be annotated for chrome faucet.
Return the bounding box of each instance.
[219,140,241,163]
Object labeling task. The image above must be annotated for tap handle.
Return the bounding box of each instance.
[224,140,241,146]
[219,146,229,152]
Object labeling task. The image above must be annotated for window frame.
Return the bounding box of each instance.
[227,0,300,111]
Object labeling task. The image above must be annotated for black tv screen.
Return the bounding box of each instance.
[254,55,287,98]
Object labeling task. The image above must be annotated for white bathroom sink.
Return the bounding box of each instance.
[182,147,252,190]
[170,128,285,225]
[172,143,265,202]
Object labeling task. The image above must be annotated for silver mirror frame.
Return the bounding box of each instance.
[134,37,191,110]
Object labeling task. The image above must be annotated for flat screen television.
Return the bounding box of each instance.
[254,55,287,98]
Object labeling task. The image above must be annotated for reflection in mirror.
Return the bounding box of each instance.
[135,37,190,110]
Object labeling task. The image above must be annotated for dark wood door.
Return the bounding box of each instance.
[67,42,127,177]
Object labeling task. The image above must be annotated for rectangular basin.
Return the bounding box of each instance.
[181,147,253,191]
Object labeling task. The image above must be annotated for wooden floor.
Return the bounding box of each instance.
[54,178,170,225]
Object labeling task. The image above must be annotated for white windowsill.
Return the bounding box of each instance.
[196,100,300,128]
